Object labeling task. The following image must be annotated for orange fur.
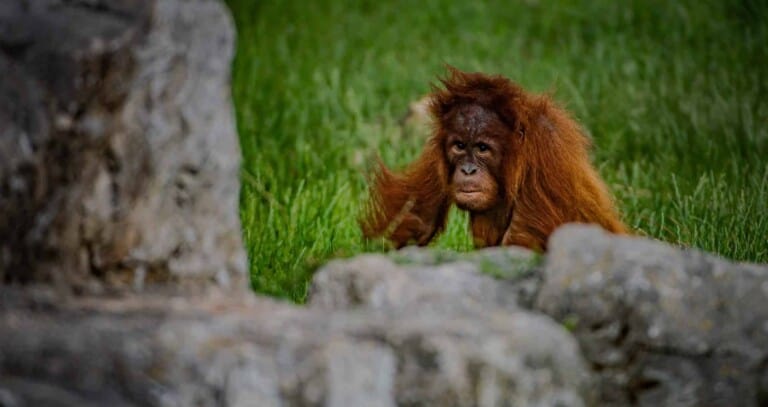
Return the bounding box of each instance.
[362,67,626,250]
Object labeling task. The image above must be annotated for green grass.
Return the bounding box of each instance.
[226,0,768,302]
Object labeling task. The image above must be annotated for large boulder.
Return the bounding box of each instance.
[311,226,768,406]
[538,225,768,406]
[0,279,593,406]
[0,0,245,290]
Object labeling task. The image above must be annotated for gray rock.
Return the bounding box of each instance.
[305,248,592,405]
[0,0,246,290]
[0,377,113,407]
[0,286,594,406]
[537,224,768,406]
[310,247,540,310]
[310,253,516,311]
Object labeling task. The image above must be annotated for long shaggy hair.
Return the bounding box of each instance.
[362,67,626,250]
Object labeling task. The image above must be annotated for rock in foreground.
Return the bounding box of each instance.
[3,225,767,406]
[538,225,768,406]
[0,0,245,290]
[0,284,591,406]
[311,228,768,406]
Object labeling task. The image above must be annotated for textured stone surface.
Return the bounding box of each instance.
[538,225,768,406]
[0,0,245,290]
[3,223,766,406]
[310,246,539,310]
[0,285,593,406]
[311,226,768,406]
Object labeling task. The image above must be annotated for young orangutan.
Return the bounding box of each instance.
[362,67,627,251]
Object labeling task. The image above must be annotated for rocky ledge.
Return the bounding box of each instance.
[2,226,767,406]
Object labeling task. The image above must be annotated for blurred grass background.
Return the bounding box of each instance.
[225,0,768,302]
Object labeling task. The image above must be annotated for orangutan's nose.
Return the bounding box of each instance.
[461,163,478,175]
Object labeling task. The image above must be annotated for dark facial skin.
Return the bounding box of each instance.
[443,104,506,212]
